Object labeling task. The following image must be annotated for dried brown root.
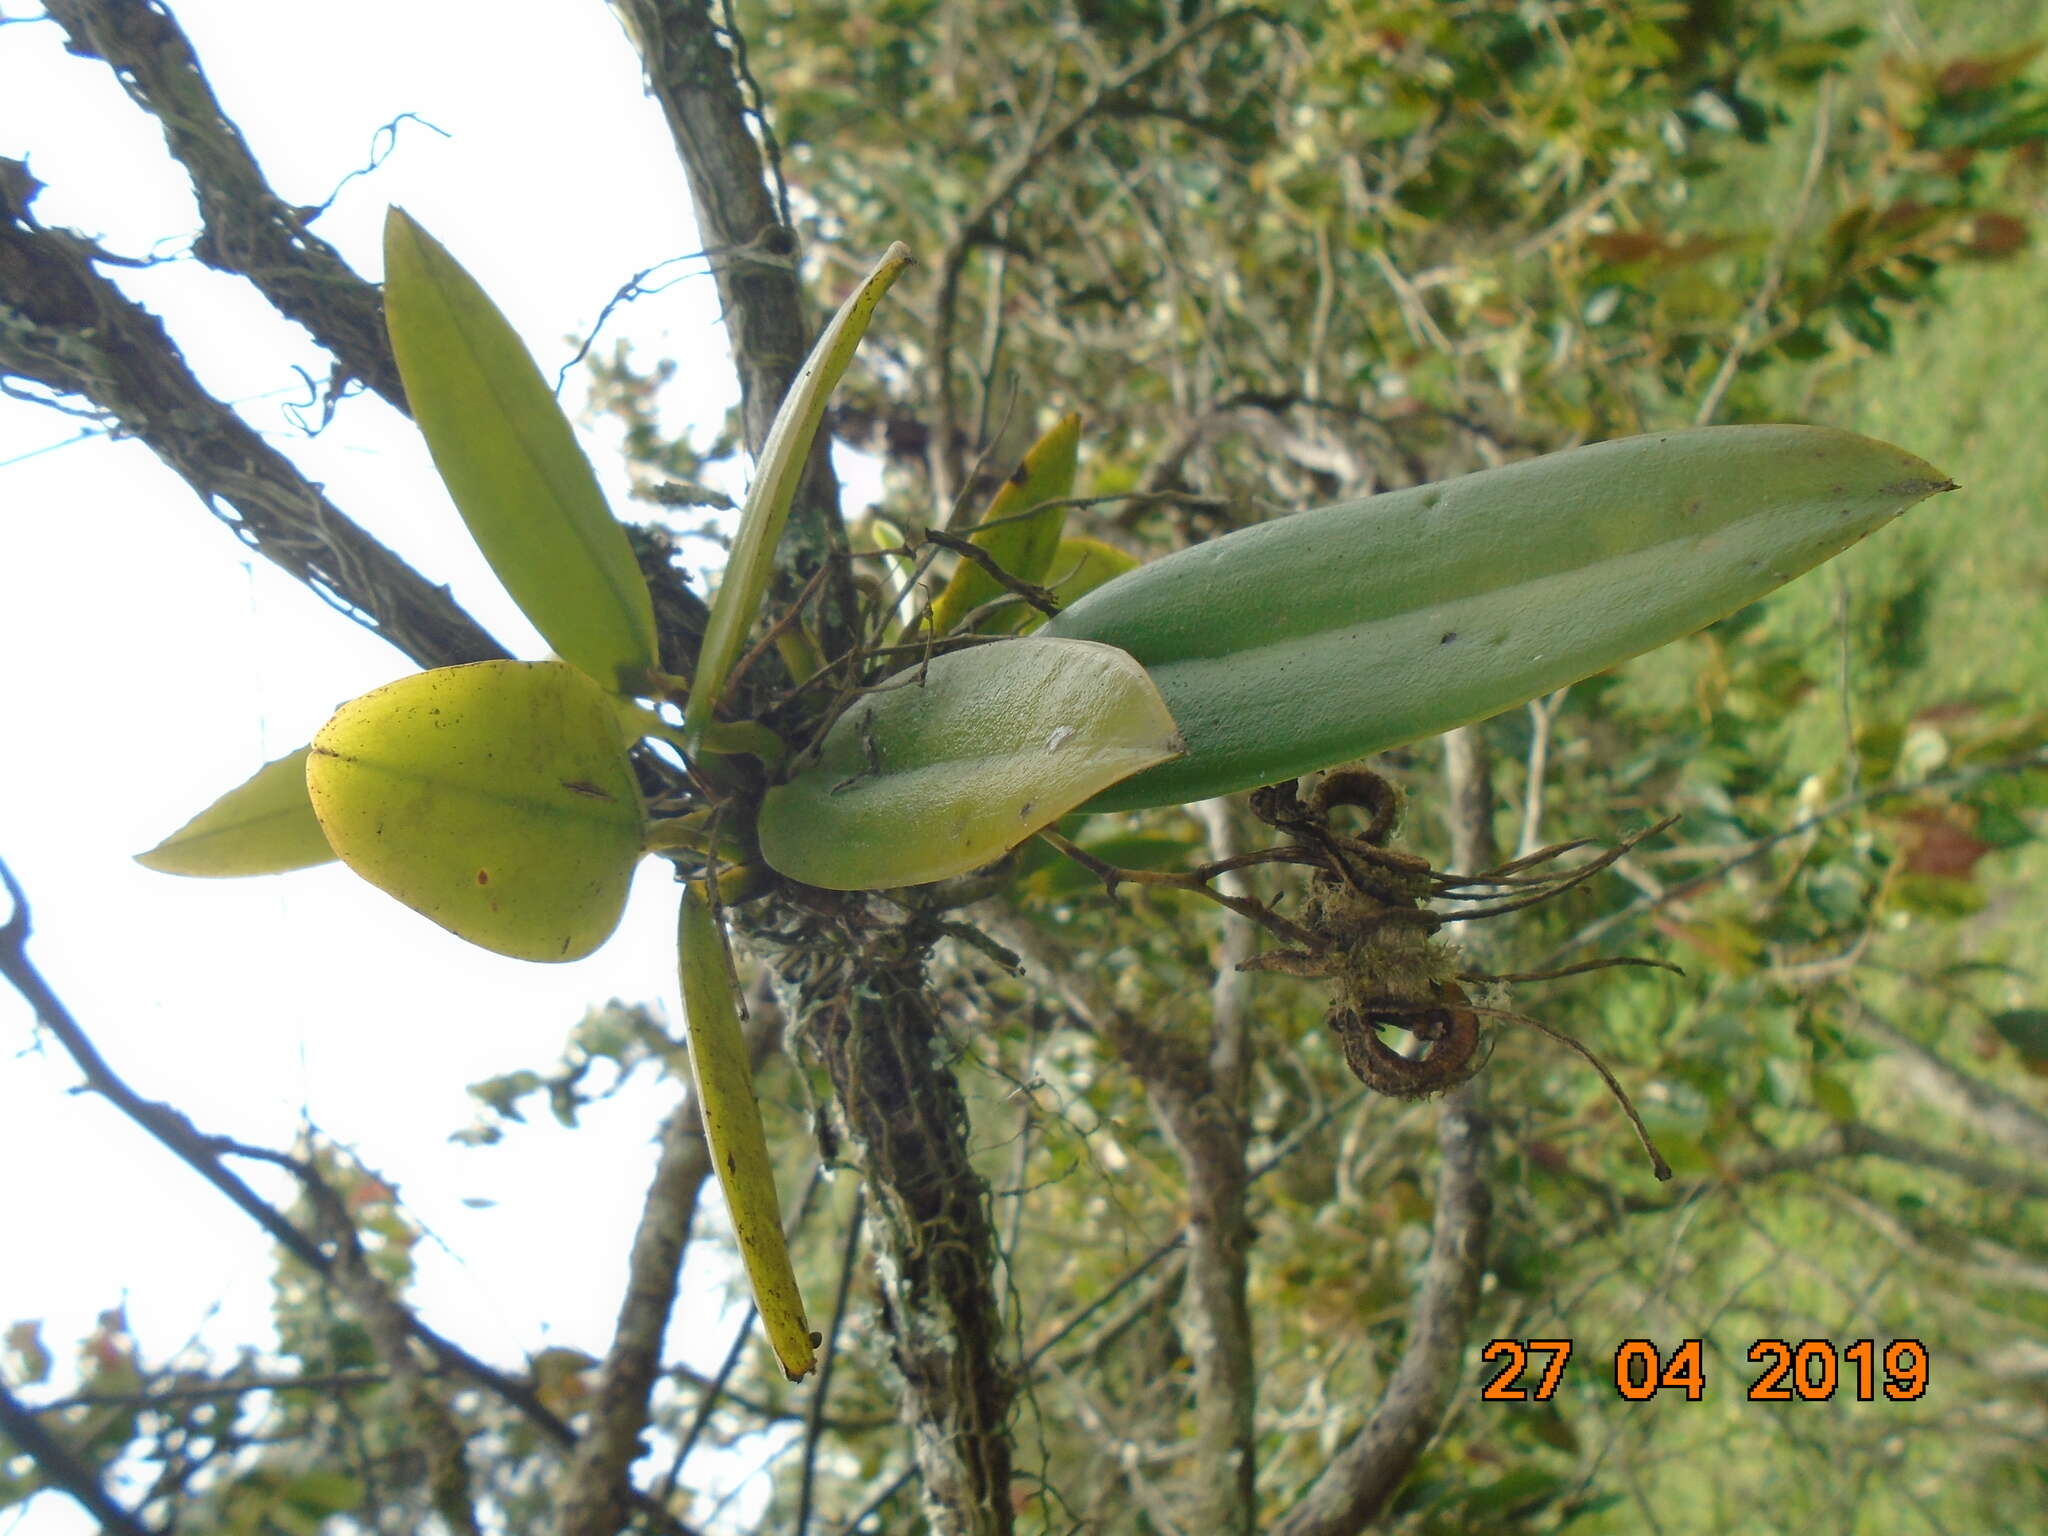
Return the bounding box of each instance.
[1465,1002,1673,1181]
[1325,982,1487,1100]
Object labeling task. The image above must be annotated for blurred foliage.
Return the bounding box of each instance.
[757,0,2044,521]
[9,1,2048,1532]
[453,1000,682,1145]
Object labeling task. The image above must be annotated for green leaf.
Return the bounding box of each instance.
[684,244,914,748]
[757,637,1184,890]
[137,747,336,876]
[383,208,656,691]
[279,1473,360,1519]
[1459,1467,1568,1519]
[928,412,1081,634]
[1809,1066,1858,1123]
[307,660,644,960]
[1043,426,1952,811]
[1989,1009,2048,1069]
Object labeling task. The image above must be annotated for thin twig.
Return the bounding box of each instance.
[0,859,699,1536]
[920,527,1063,619]
[927,5,1276,502]
[795,1188,867,1536]
[658,1310,757,1506]
[295,1164,483,1536]
[1518,687,1570,858]
[1469,1004,1671,1181]
[1696,76,1836,425]
[39,1371,392,1412]
[722,558,833,706]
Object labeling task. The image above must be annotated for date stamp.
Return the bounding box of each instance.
[1480,1338,1930,1402]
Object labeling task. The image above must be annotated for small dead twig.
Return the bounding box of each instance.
[920,526,1063,620]
[1036,828,1324,950]
[1470,955,1684,985]
[1465,1003,1671,1181]
[721,558,834,708]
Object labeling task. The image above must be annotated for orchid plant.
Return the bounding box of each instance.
[140,213,1951,1376]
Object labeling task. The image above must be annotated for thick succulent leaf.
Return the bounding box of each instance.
[677,886,817,1381]
[137,747,336,876]
[757,637,1184,890]
[1043,425,1954,811]
[928,412,1081,634]
[684,244,913,747]
[383,208,656,691]
[307,660,644,960]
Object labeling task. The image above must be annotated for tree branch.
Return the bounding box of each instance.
[295,1163,483,1536]
[1270,1092,1491,1536]
[41,1370,394,1411]
[1069,796,1259,1534]
[0,1379,158,1536]
[0,164,504,670]
[1561,1120,2048,1239]
[1103,1007,1257,1535]
[1270,731,1500,1536]
[0,858,715,1536]
[609,0,854,652]
[1845,1000,2048,1165]
[760,926,1015,1536]
[556,975,782,1536]
[44,0,409,413]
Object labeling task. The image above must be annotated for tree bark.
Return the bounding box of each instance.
[758,916,1015,1536]
[608,0,856,656]
[0,162,503,671]
[555,983,781,1536]
[44,0,409,413]
[1270,730,1499,1536]
[1109,1012,1257,1533]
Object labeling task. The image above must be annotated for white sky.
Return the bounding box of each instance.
[0,4,874,1527]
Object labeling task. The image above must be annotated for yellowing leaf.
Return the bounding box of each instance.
[137,747,337,876]
[307,661,644,960]
[684,244,914,748]
[383,208,657,691]
[678,886,816,1381]
[757,637,1184,890]
[1013,536,1141,634]
[928,412,1081,634]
